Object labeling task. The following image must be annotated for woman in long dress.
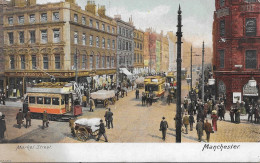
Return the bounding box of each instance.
[211,112,218,131]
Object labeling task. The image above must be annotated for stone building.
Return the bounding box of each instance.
[3,0,117,98]
[161,32,169,73]
[133,28,144,75]
[213,0,260,108]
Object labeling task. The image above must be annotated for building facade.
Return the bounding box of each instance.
[3,0,117,98]
[133,28,144,75]
[213,0,260,108]
[161,33,169,72]
[167,31,176,72]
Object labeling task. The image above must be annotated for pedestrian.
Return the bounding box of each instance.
[25,110,31,128]
[16,109,24,129]
[235,107,240,124]
[204,102,208,118]
[248,105,253,123]
[211,111,218,132]
[96,119,108,142]
[135,88,139,99]
[82,95,87,107]
[167,94,171,105]
[107,108,113,129]
[0,114,6,140]
[254,106,259,124]
[104,108,109,127]
[2,93,5,105]
[204,119,212,142]
[142,93,146,106]
[149,94,153,106]
[159,117,168,141]
[189,114,195,131]
[184,97,188,109]
[69,118,76,137]
[146,94,150,107]
[196,119,204,142]
[42,110,49,129]
[230,106,235,123]
[89,97,95,112]
[0,93,2,104]
[182,113,189,134]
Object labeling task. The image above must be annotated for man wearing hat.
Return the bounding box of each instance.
[204,119,212,142]
[25,110,31,128]
[182,113,189,134]
[107,108,114,129]
[0,114,6,140]
[42,110,49,129]
[196,119,204,142]
[96,119,108,142]
[159,117,168,141]
[16,109,24,129]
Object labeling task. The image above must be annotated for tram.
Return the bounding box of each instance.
[144,76,166,97]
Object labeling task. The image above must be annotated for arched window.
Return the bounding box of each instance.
[96,53,100,69]
[90,52,94,69]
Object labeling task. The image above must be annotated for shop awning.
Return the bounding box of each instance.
[120,68,132,76]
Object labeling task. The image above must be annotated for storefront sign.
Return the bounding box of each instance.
[233,92,241,103]
[243,82,258,96]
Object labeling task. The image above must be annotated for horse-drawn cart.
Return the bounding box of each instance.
[74,118,100,141]
[90,90,116,107]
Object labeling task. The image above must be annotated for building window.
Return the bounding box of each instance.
[29,14,35,23]
[82,17,86,25]
[10,55,15,69]
[122,40,125,50]
[20,55,25,69]
[90,54,93,69]
[102,38,105,48]
[55,55,60,69]
[118,40,121,50]
[41,30,47,44]
[96,21,99,29]
[31,55,36,69]
[96,55,100,69]
[96,36,99,47]
[246,18,256,37]
[126,30,129,38]
[89,19,93,27]
[43,55,48,69]
[245,50,257,69]
[82,54,86,69]
[8,17,13,25]
[134,53,136,62]
[219,20,225,37]
[74,32,78,44]
[102,24,105,31]
[18,16,24,24]
[8,32,13,44]
[112,40,115,49]
[107,39,110,49]
[220,0,225,7]
[53,29,60,43]
[137,54,140,63]
[129,42,132,51]
[41,13,47,22]
[126,42,129,50]
[112,27,115,34]
[119,27,121,35]
[74,14,78,22]
[82,33,86,45]
[107,26,110,33]
[137,43,140,49]
[30,31,36,43]
[90,35,93,46]
[19,31,24,44]
[140,55,143,63]
[111,56,114,67]
[140,43,142,50]
[53,12,59,21]
[102,56,105,68]
[107,56,110,68]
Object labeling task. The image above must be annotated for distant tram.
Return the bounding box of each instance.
[23,82,82,121]
[144,76,166,97]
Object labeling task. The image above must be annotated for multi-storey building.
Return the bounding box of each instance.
[143,31,150,72]
[0,0,7,93]
[161,32,169,72]
[133,28,144,74]
[167,31,176,72]
[144,28,157,73]
[213,0,260,108]
[3,0,117,98]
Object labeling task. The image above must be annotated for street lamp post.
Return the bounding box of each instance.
[176,5,183,143]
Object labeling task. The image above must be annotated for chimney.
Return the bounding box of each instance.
[128,15,133,26]
[65,0,75,3]
[27,0,36,6]
[98,5,106,18]
[86,1,96,15]
[114,14,121,20]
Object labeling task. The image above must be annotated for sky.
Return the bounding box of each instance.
[37,0,215,48]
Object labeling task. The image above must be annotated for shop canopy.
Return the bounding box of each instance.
[120,68,133,76]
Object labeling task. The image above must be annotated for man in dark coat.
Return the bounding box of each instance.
[230,106,235,123]
[142,94,146,106]
[159,117,168,141]
[196,119,204,142]
[189,114,195,131]
[25,110,31,128]
[135,89,139,99]
[183,113,189,134]
[16,109,24,129]
[42,110,49,129]
[248,105,253,123]
[107,108,113,129]
[2,93,5,105]
[104,108,109,127]
[0,114,6,139]
[204,119,212,142]
[96,119,108,142]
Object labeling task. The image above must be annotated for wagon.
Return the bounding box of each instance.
[74,118,100,141]
[90,90,116,107]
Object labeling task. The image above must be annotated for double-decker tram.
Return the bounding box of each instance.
[23,82,82,121]
[144,76,166,97]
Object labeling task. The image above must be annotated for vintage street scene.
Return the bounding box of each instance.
[0,0,260,144]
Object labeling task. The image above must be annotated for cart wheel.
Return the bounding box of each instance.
[76,127,89,142]
[104,99,109,107]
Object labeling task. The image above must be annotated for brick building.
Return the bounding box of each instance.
[213,0,260,108]
[133,28,144,74]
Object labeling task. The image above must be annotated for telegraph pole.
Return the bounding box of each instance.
[202,41,205,103]
[190,46,193,91]
[176,4,183,143]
